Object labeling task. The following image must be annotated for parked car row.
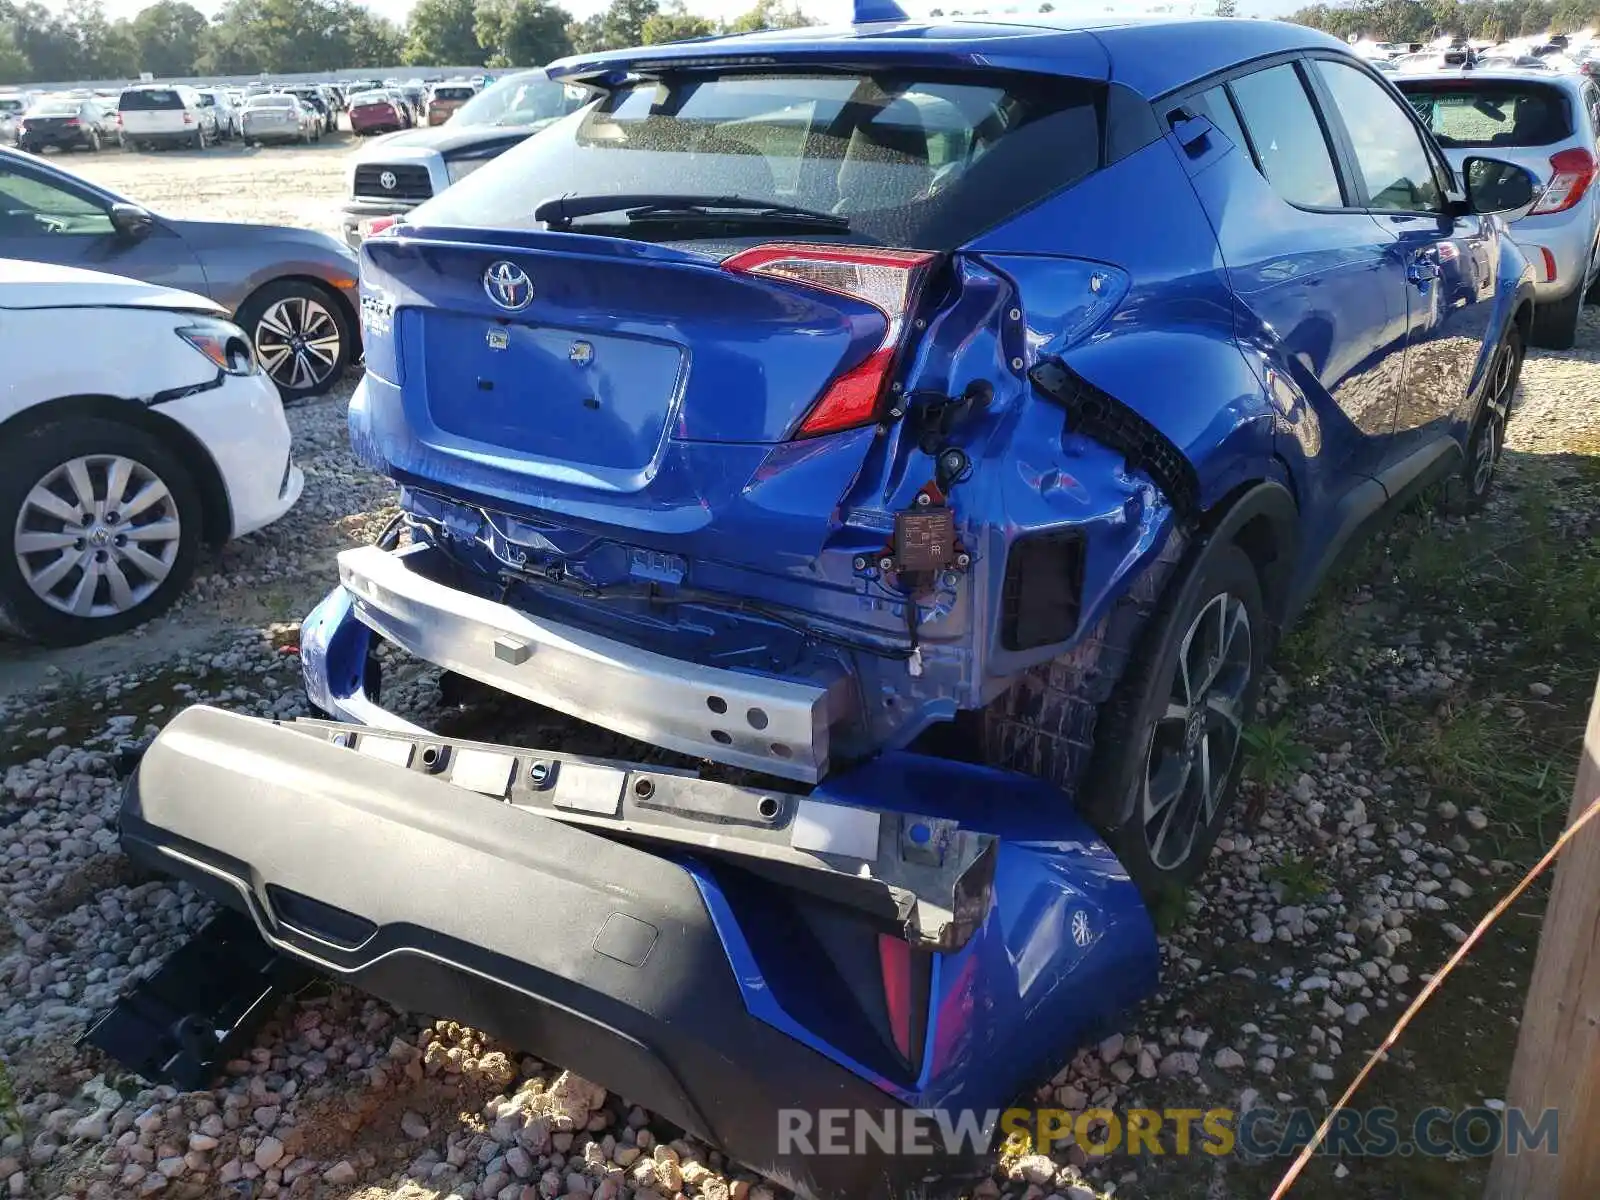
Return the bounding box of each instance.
[341,69,589,245]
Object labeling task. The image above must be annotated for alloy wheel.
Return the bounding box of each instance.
[13,455,181,618]
[1471,410,1501,497]
[254,296,342,392]
[1141,591,1254,871]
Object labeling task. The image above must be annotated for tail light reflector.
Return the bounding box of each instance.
[1541,246,1558,282]
[878,934,912,1059]
[1529,147,1597,215]
[723,243,935,438]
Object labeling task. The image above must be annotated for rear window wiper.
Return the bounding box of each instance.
[535,193,849,232]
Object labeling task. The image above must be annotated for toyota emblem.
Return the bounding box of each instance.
[484,261,534,311]
[378,170,397,190]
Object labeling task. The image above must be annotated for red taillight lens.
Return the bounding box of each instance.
[878,933,917,1063]
[1529,147,1597,215]
[1541,246,1558,282]
[182,111,193,124]
[723,243,935,438]
[64,117,79,126]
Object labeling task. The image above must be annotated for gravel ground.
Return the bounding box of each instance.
[1,147,1596,1200]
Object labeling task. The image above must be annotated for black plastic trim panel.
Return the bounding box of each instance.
[1029,356,1200,520]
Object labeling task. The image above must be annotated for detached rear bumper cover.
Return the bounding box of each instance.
[120,706,1157,1198]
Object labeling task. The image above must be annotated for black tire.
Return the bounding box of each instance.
[1446,323,1523,514]
[86,129,101,152]
[0,418,203,647]
[983,532,1266,900]
[1530,286,1582,350]
[236,279,354,402]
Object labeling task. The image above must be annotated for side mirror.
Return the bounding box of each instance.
[1462,156,1540,215]
[109,202,156,241]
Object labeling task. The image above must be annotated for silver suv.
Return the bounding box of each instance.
[1401,69,1600,348]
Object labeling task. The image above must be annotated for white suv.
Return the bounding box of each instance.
[117,85,218,151]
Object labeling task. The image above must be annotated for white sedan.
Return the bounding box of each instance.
[0,259,303,645]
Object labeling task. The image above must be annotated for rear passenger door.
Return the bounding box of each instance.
[1183,60,1412,492]
[1310,58,1498,474]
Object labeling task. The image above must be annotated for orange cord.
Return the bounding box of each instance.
[1269,791,1600,1198]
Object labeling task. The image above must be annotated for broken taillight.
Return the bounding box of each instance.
[877,931,931,1070]
[1529,147,1597,215]
[723,243,934,438]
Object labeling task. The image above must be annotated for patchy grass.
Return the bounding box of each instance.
[1263,851,1330,905]
[1242,719,1315,789]
[0,1055,19,1137]
[1387,698,1575,852]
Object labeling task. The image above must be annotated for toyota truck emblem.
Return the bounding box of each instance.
[379,170,397,190]
[484,261,533,311]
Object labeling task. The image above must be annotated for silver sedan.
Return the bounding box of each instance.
[241,94,321,146]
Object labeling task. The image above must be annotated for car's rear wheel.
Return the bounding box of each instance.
[1447,323,1522,514]
[1531,286,1582,350]
[0,418,202,646]
[238,280,353,402]
[981,533,1266,901]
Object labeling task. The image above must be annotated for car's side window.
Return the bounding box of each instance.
[1584,82,1600,139]
[1195,85,1253,162]
[0,167,115,236]
[1228,63,1344,209]
[1313,59,1443,214]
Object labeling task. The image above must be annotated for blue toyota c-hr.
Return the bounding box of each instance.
[336,11,1535,890]
[122,11,1540,1197]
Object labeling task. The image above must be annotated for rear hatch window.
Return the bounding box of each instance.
[412,69,1103,250]
[1400,81,1574,147]
[119,88,184,110]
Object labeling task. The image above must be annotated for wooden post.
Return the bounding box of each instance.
[1485,672,1600,1198]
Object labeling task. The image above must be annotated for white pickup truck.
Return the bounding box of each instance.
[340,68,587,247]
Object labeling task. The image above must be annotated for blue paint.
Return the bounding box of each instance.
[310,12,1536,1123]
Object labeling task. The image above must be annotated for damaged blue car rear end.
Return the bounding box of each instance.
[121,11,1535,1198]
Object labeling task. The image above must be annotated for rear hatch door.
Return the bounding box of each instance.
[119,87,189,135]
[1399,75,1580,216]
[360,61,1105,545]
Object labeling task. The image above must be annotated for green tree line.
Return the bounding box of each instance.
[0,0,810,85]
[1290,0,1600,44]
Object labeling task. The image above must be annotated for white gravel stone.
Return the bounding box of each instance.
[253,1136,284,1170]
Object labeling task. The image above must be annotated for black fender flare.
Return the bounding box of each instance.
[1200,478,1299,641]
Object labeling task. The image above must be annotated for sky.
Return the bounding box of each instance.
[45,0,1306,27]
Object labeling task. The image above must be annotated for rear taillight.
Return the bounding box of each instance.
[723,243,935,438]
[182,111,193,124]
[114,112,122,125]
[877,933,930,1069]
[1529,147,1597,215]
[64,117,79,126]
